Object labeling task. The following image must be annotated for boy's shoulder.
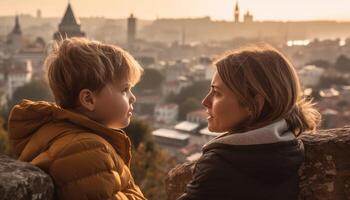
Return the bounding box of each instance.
[31,120,114,158]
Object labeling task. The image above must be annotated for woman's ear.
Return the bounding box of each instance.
[254,94,265,113]
[78,89,96,112]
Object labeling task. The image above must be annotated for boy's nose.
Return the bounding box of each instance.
[130,93,136,104]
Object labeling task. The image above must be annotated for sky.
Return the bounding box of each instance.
[1,0,350,21]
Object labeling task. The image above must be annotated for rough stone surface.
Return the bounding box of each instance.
[0,154,54,200]
[166,127,350,200]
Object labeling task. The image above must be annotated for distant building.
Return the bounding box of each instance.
[0,59,32,99]
[199,127,221,141]
[127,14,137,50]
[298,65,324,87]
[154,103,179,124]
[186,110,207,124]
[191,56,215,81]
[162,76,191,96]
[37,9,42,19]
[319,88,340,98]
[164,59,189,82]
[6,15,23,53]
[174,121,200,134]
[53,2,85,40]
[134,94,162,116]
[244,11,253,23]
[234,1,240,23]
[152,128,190,147]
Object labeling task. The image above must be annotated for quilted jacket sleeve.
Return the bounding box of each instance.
[48,138,146,200]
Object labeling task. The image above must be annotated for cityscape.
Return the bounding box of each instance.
[0,1,350,199]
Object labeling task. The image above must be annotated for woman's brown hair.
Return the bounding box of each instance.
[215,43,321,136]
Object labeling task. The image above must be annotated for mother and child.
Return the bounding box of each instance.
[7,37,320,200]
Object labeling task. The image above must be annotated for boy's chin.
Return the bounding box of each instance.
[109,119,130,129]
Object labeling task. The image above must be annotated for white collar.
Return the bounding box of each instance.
[203,119,296,147]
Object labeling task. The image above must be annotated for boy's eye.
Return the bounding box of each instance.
[122,87,131,93]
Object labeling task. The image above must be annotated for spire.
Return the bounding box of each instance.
[53,1,85,40]
[234,1,240,23]
[12,15,22,34]
[60,2,80,26]
[235,1,239,11]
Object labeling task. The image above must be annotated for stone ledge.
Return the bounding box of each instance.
[0,154,54,200]
[166,127,350,200]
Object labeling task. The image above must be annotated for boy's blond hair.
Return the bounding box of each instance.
[44,37,143,109]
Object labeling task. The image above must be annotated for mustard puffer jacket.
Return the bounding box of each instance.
[8,99,146,200]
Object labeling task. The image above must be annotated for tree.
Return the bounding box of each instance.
[134,68,164,95]
[7,79,53,111]
[0,117,10,155]
[124,117,177,200]
[178,97,202,120]
[166,80,210,104]
[123,117,154,149]
[334,55,350,73]
[2,79,53,128]
[317,75,348,89]
[131,144,177,200]
[305,59,331,69]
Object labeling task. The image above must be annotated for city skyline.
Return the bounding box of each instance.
[1,0,350,21]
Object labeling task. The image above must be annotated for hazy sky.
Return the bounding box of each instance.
[1,0,350,21]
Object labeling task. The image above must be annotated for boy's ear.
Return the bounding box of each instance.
[78,89,96,111]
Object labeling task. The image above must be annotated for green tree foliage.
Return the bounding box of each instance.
[167,80,210,104]
[334,55,350,73]
[7,79,53,112]
[131,144,177,200]
[178,97,202,120]
[124,118,154,149]
[166,80,210,120]
[124,117,177,200]
[305,59,331,69]
[0,117,10,155]
[317,75,349,89]
[2,79,53,128]
[134,68,164,95]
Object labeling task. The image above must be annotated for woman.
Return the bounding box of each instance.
[178,43,320,200]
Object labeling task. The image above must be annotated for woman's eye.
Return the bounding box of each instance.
[213,90,221,96]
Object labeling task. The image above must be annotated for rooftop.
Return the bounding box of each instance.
[152,129,190,140]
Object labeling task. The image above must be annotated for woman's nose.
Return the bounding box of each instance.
[202,93,211,108]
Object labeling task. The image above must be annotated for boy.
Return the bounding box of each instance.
[7,38,146,200]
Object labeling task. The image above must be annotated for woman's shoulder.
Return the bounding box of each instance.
[200,139,304,175]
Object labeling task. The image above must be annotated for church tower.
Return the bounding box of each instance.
[234,1,240,23]
[127,13,137,50]
[53,2,85,40]
[6,15,23,53]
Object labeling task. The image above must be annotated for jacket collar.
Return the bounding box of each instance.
[8,99,132,166]
[203,119,296,150]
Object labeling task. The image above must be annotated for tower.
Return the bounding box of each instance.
[127,13,137,50]
[234,1,240,23]
[6,15,23,53]
[37,9,42,19]
[53,2,85,40]
[243,10,253,23]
